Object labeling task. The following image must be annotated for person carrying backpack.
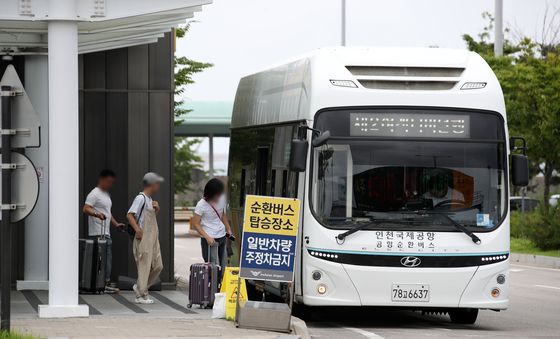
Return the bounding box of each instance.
[127,172,164,304]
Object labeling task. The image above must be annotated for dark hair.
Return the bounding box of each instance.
[426,169,450,191]
[99,169,116,178]
[203,178,224,200]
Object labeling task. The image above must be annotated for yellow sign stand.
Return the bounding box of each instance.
[220,267,247,321]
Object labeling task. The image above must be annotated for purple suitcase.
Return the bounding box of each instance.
[187,246,221,309]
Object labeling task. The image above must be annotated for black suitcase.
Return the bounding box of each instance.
[79,238,108,293]
[79,219,108,293]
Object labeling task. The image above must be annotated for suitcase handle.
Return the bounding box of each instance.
[207,243,220,267]
[94,212,109,240]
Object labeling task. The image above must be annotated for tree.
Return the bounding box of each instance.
[463,12,560,208]
[173,23,213,195]
[174,137,204,194]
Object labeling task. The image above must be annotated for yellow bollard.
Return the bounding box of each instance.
[220,267,248,321]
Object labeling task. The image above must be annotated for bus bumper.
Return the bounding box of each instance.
[458,259,509,309]
[302,256,509,309]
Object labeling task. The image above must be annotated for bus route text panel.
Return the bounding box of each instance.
[350,113,470,138]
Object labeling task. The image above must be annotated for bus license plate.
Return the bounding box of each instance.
[391,284,430,302]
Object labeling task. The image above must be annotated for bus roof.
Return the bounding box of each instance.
[231,47,505,129]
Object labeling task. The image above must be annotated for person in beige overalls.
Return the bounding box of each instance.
[127,172,164,304]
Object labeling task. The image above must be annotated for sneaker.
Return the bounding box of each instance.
[133,284,140,297]
[135,296,155,304]
[104,285,120,294]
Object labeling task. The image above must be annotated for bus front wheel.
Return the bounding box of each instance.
[449,308,478,324]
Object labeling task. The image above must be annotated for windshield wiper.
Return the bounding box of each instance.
[422,211,481,245]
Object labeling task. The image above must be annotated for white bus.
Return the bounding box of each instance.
[227,47,528,324]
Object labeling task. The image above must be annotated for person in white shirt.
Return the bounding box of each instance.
[126,172,164,304]
[82,169,125,294]
[423,170,465,208]
[192,178,233,277]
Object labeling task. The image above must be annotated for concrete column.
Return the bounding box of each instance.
[38,11,88,317]
[17,56,49,291]
[208,134,214,177]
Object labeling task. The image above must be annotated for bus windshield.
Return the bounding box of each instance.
[311,108,507,231]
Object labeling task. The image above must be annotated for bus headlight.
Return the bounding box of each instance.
[317,284,327,295]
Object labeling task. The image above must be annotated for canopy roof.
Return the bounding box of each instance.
[175,101,232,137]
[0,0,211,54]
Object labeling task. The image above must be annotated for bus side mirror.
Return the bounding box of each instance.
[511,154,529,187]
[312,130,331,148]
[289,139,309,172]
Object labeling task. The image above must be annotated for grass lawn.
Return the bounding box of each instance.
[0,332,41,339]
[511,237,560,257]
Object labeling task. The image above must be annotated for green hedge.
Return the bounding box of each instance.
[510,206,560,250]
[511,237,560,257]
[0,331,41,339]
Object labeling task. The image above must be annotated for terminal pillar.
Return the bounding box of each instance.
[38,7,88,317]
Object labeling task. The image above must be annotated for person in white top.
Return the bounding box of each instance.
[423,169,465,208]
[127,172,164,304]
[82,169,125,294]
[192,178,234,275]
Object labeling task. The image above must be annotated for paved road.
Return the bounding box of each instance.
[305,264,560,338]
[174,221,202,286]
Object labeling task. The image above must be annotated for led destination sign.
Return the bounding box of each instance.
[350,113,470,138]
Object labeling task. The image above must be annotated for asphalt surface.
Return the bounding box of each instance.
[305,264,560,338]
[174,223,560,338]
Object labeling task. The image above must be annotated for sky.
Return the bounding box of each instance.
[178,0,558,103]
[176,0,559,172]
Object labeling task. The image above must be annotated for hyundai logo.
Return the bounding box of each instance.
[400,256,421,267]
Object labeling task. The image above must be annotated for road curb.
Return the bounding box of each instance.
[511,252,560,269]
